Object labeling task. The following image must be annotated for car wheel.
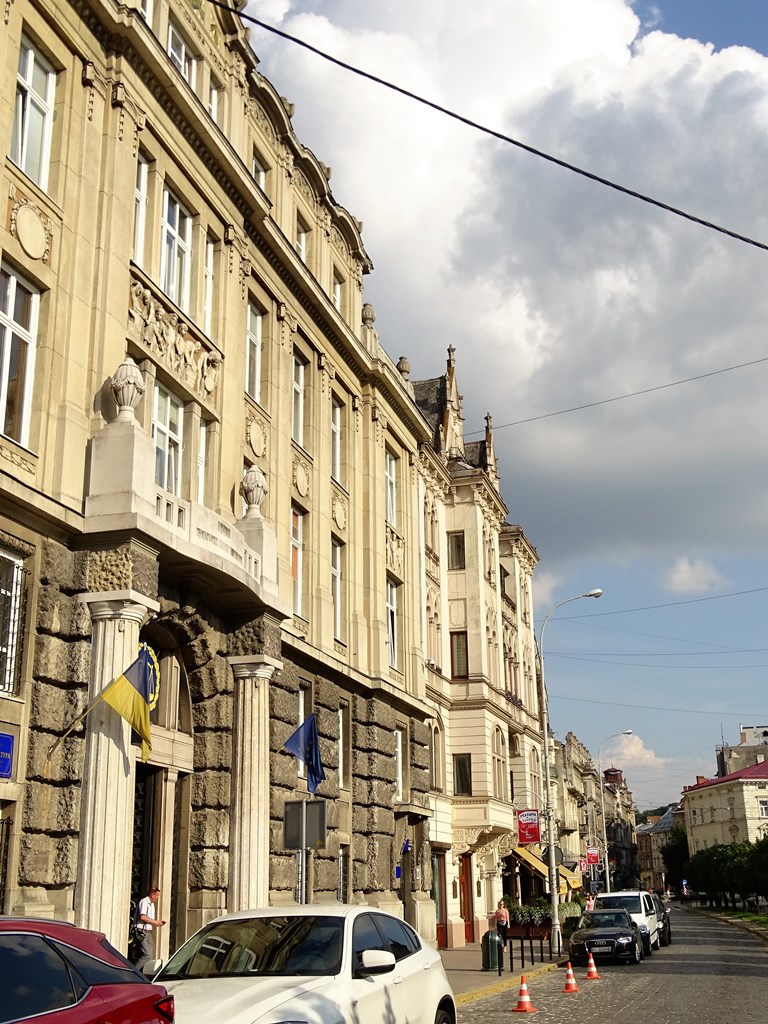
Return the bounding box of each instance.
[630,939,642,965]
[644,938,652,956]
[652,931,661,951]
[434,1009,453,1024]
[660,927,669,947]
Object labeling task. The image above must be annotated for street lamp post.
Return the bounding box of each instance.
[598,730,632,893]
[538,588,603,956]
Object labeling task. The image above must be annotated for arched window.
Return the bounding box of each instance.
[429,720,444,791]
[492,727,506,800]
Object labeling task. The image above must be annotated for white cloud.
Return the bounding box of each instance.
[664,556,726,594]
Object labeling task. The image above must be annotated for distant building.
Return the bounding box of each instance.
[682,761,768,854]
[717,723,768,776]
[636,805,677,891]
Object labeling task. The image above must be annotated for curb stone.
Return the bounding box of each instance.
[455,960,566,1006]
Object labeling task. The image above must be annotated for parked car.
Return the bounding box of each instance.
[651,893,672,945]
[156,905,456,1024]
[593,890,661,955]
[0,917,174,1024]
[568,908,643,966]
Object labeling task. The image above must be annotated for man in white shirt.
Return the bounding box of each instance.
[130,884,165,969]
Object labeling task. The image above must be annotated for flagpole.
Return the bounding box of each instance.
[46,686,114,760]
[300,799,307,905]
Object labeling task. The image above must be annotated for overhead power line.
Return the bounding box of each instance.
[210,0,768,255]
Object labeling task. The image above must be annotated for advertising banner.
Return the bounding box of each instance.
[517,808,541,844]
[586,846,600,865]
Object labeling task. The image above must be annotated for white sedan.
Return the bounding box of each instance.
[156,905,456,1024]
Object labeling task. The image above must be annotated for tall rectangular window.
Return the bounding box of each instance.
[292,352,306,446]
[331,396,343,483]
[167,21,196,87]
[296,215,310,262]
[296,685,310,780]
[760,799,768,819]
[450,631,468,679]
[0,264,39,447]
[331,537,343,640]
[12,38,55,190]
[246,301,262,402]
[386,578,398,669]
[332,271,343,312]
[447,531,466,570]
[338,843,350,903]
[160,187,192,311]
[338,701,351,790]
[139,0,152,20]
[0,550,26,696]
[385,449,397,526]
[252,151,267,191]
[203,236,215,336]
[152,382,183,495]
[291,506,305,616]
[196,420,207,504]
[453,754,472,796]
[394,728,404,802]
[133,154,148,267]
[208,76,222,124]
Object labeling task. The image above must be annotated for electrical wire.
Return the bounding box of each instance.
[549,692,761,717]
[209,0,768,255]
[557,585,768,617]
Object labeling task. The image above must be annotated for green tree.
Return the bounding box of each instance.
[660,824,689,890]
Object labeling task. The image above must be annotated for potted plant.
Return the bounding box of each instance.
[506,903,530,937]
[528,901,552,938]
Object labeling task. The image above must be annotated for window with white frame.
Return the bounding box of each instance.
[331,395,343,483]
[453,753,472,796]
[394,727,405,802]
[450,631,468,679]
[291,506,305,616]
[196,420,207,504]
[447,531,465,570]
[292,351,306,446]
[385,449,397,526]
[386,577,399,669]
[252,150,267,192]
[139,0,152,20]
[1,549,26,696]
[0,264,39,447]
[133,153,148,267]
[760,798,768,818]
[12,38,55,190]
[338,701,351,791]
[203,235,215,336]
[167,21,196,87]
[246,301,262,403]
[208,75,222,124]
[296,214,310,262]
[152,382,183,495]
[492,727,506,800]
[296,684,311,780]
[160,187,192,311]
[332,270,343,312]
[331,537,343,640]
[429,722,443,792]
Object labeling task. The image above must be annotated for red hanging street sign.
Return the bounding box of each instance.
[586,846,600,865]
[517,809,541,844]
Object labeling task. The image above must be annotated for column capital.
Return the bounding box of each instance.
[78,590,160,625]
[227,654,282,682]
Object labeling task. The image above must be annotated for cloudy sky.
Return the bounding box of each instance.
[243,0,768,808]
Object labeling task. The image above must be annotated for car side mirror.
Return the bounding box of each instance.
[142,958,163,978]
[357,949,396,976]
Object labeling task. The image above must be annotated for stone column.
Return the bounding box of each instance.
[75,590,159,947]
[227,655,281,911]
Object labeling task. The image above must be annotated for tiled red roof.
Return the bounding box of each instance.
[686,759,768,791]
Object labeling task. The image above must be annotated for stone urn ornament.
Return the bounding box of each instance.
[111,356,145,421]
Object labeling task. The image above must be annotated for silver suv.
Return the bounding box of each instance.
[593,890,660,955]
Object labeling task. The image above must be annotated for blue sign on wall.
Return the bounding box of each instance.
[0,733,14,779]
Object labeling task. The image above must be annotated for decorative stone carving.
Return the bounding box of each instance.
[9,185,52,263]
[247,418,267,459]
[293,459,310,498]
[276,303,298,347]
[241,464,268,518]
[111,356,145,421]
[396,356,411,380]
[111,80,146,156]
[332,495,347,532]
[362,302,376,327]
[452,826,493,862]
[386,523,404,576]
[127,275,222,401]
[224,225,250,299]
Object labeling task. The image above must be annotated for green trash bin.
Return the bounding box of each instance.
[481,928,503,971]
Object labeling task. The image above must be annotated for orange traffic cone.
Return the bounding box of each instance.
[584,952,600,980]
[513,975,538,1013]
[562,962,580,993]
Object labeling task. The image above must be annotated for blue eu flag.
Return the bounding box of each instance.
[285,714,326,794]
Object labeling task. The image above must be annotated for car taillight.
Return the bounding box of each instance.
[154,995,175,1022]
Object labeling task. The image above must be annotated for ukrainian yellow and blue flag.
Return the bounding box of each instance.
[102,643,159,761]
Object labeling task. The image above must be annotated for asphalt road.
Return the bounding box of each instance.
[458,907,768,1024]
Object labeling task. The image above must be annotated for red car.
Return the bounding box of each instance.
[0,917,174,1023]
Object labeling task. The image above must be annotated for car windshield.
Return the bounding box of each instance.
[160,916,344,980]
[580,911,629,929]
[595,895,641,914]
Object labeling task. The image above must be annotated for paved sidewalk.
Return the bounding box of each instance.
[439,942,563,1005]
